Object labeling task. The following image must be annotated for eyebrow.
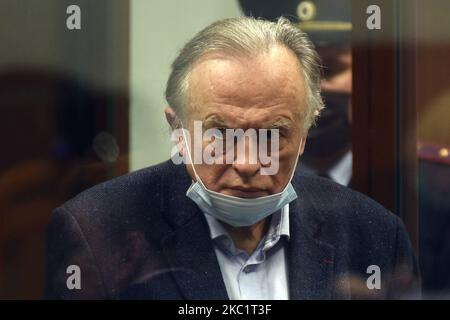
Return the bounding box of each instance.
[203,115,230,129]
[266,117,293,130]
[203,115,293,130]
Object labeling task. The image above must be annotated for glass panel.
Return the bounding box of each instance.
[6,0,450,300]
[415,0,450,298]
[0,0,128,298]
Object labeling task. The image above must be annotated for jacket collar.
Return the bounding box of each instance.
[158,161,229,299]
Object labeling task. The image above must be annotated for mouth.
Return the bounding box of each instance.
[225,186,269,198]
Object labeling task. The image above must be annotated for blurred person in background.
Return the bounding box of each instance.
[239,0,450,298]
[239,0,352,186]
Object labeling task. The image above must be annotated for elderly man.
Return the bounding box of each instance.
[46,17,418,299]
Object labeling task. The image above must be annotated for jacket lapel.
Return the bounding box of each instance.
[287,177,336,300]
[159,163,228,300]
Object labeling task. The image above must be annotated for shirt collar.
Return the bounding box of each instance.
[204,204,291,242]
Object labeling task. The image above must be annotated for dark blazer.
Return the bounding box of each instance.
[45,160,419,299]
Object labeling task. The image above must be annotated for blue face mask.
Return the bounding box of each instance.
[182,127,301,227]
[186,179,298,227]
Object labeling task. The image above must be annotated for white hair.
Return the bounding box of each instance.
[165,16,324,131]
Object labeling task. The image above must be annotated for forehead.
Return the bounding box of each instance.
[187,45,306,124]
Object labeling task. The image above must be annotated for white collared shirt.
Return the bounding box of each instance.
[204,205,290,300]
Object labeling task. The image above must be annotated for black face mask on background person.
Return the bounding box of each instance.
[303,92,352,159]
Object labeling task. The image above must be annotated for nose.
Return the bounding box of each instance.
[233,162,261,178]
[232,138,261,178]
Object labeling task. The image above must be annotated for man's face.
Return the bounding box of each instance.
[176,45,307,198]
[317,45,352,121]
[302,45,352,163]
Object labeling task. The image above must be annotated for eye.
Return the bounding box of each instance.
[206,127,226,141]
[266,129,286,139]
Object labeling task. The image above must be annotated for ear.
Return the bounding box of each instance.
[165,106,186,157]
[164,106,178,130]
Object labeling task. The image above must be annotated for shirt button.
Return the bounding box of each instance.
[243,265,254,273]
